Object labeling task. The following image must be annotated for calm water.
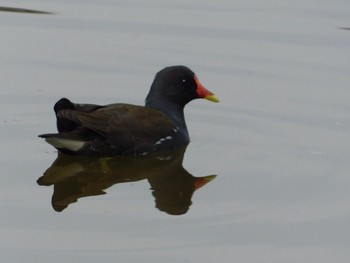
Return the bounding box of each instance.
[1,1,350,262]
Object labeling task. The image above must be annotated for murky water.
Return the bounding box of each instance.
[1,1,350,262]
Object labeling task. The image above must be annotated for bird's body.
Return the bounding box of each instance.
[39,66,219,156]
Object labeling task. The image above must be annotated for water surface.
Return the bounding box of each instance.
[1,0,350,262]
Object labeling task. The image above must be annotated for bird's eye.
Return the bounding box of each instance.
[181,78,193,87]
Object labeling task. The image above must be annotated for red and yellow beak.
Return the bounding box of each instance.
[194,75,219,103]
[194,175,217,190]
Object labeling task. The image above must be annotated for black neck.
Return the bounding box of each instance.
[145,99,189,142]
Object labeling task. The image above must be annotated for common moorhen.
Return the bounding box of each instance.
[39,65,219,155]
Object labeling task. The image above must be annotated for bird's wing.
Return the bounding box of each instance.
[57,103,177,151]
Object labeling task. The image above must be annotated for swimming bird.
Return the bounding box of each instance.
[39,65,219,156]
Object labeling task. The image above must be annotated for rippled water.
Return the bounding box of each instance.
[1,1,350,262]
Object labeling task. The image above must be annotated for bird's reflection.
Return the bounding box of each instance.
[37,146,216,215]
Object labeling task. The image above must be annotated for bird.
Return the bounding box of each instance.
[39,65,219,156]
